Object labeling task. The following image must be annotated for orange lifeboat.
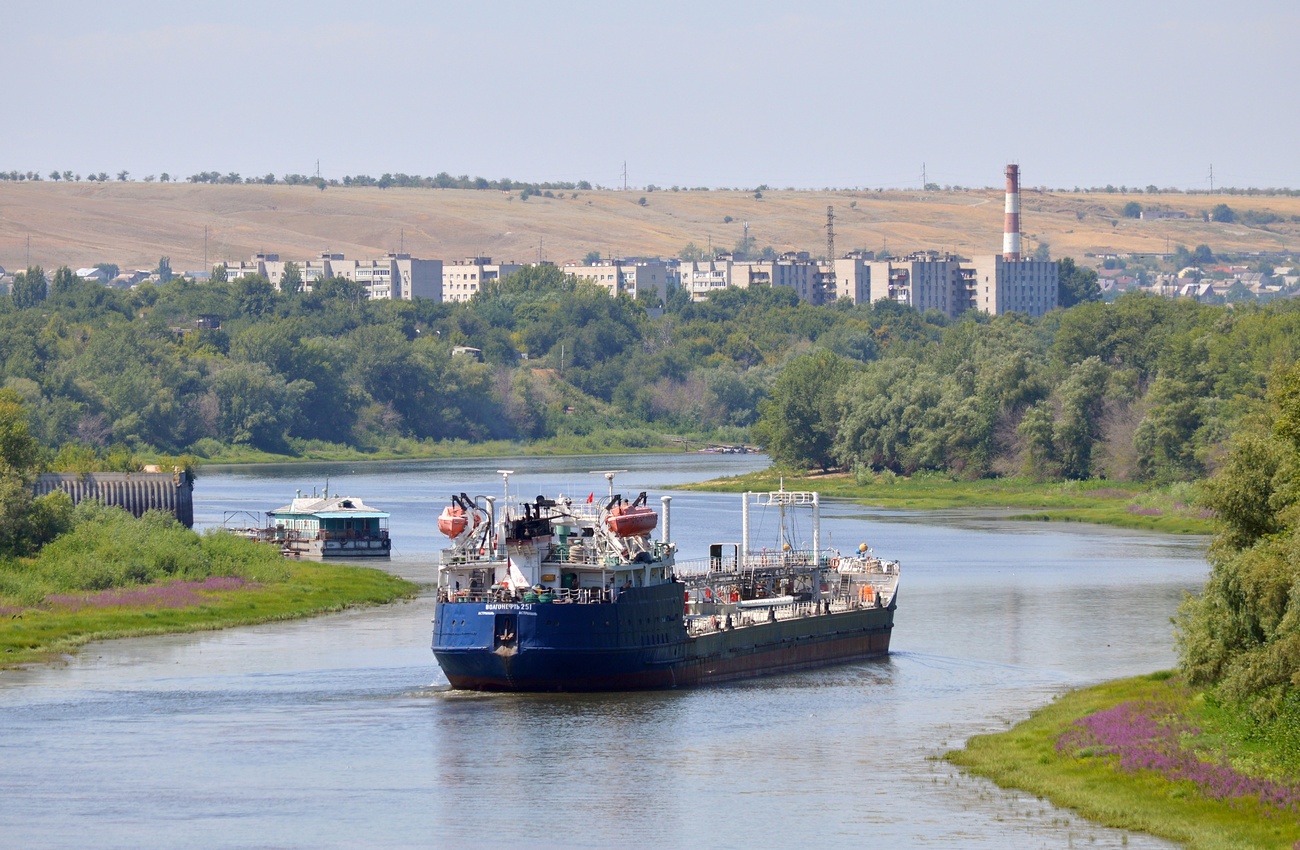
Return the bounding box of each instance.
[606,503,657,537]
[438,504,481,538]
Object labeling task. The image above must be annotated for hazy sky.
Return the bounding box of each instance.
[7,0,1298,190]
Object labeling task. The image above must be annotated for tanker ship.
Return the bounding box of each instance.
[431,472,898,691]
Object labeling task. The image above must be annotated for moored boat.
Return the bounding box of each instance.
[431,473,898,691]
[227,488,391,559]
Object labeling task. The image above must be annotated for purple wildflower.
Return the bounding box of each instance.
[1058,700,1300,813]
[42,576,251,613]
[1126,505,1164,516]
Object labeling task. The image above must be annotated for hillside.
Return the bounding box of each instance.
[2,182,1298,273]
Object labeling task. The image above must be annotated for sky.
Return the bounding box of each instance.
[6,0,1298,190]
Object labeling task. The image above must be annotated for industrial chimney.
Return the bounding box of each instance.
[1003,163,1021,261]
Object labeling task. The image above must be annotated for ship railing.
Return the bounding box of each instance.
[439,547,503,566]
[674,549,819,578]
[543,540,671,568]
[684,593,886,635]
[320,529,389,542]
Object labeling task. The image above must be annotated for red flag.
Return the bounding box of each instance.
[587,492,594,503]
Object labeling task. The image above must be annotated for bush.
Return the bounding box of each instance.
[24,502,288,595]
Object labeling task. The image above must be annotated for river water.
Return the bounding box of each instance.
[0,454,1203,849]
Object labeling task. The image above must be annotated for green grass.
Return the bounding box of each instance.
[686,470,1215,535]
[187,430,700,465]
[946,673,1300,850]
[1,562,417,668]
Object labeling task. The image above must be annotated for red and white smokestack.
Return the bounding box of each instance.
[1003,163,1022,261]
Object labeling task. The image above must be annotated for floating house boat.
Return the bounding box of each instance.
[233,491,391,559]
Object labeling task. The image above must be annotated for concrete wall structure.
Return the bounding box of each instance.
[35,471,195,528]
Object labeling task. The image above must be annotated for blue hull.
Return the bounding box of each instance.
[433,582,894,692]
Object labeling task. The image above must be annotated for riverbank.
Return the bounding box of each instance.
[179,431,702,465]
[686,470,1215,535]
[947,673,1300,849]
[1,562,418,670]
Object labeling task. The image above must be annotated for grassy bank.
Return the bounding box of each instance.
[687,470,1215,535]
[1,561,417,668]
[947,673,1300,849]
[182,431,694,465]
[0,503,418,669]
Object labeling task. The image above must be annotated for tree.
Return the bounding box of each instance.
[1052,356,1109,479]
[235,274,278,318]
[211,264,228,284]
[1122,201,1142,218]
[0,389,45,555]
[752,351,853,471]
[678,242,707,262]
[582,251,601,265]
[1057,257,1100,308]
[94,262,120,279]
[156,256,173,283]
[117,170,130,182]
[1210,203,1236,223]
[1193,244,1215,265]
[11,266,47,308]
[49,266,77,298]
[1177,363,1300,713]
[280,261,303,294]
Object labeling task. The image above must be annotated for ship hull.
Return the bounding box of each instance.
[433,583,894,692]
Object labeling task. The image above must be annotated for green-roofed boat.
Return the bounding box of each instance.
[234,490,392,559]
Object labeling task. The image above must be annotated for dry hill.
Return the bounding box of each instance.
[1,182,1297,273]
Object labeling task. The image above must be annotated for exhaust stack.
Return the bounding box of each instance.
[1003,163,1022,261]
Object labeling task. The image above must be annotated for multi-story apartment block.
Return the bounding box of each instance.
[679,258,734,301]
[562,259,670,303]
[968,255,1058,317]
[680,252,836,304]
[828,256,871,304]
[867,253,969,316]
[441,257,524,303]
[220,252,441,300]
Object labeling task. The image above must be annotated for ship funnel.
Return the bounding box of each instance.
[1003,163,1022,260]
[660,495,672,546]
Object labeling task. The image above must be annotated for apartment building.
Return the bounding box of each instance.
[828,256,871,304]
[562,259,670,303]
[679,252,836,304]
[220,252,442,300]
[866,253,969,316]
[442,257,524,303]
[968,255,1059,317]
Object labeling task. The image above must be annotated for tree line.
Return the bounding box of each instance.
[755,292,1300,485]
[2,261,1298,492]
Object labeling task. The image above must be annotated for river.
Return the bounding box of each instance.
[0,454,1203,848]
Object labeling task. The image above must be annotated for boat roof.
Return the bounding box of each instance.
[268,496,390,519]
